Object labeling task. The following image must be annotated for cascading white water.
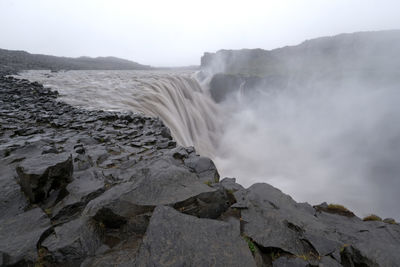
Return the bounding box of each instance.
[17,70,221,158]
[17,69,400,220]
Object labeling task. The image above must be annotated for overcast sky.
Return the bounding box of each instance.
[0,0,399,66]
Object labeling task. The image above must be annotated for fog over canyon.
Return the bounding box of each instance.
[17,31,400,220]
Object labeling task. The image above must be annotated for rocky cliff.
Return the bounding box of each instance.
[0,73,399,266]
[202,30,400,102]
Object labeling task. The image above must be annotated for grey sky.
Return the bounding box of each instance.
[0,0,399,66]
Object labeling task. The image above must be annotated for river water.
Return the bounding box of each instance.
[17,69,400,220]
[18,70,221,159]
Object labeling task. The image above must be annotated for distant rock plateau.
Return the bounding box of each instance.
[201,30,400,102]
[0,48,152,75]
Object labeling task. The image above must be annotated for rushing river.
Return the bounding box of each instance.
[17,70,221,158]
[17,70,400,220]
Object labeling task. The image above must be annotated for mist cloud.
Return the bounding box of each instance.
[214,76,400,219]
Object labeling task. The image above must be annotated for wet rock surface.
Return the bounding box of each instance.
[234,183,400,266]
[0,208,51,266]
[16,153,73,205]
[135,205,256,267]
[0,75,399,266]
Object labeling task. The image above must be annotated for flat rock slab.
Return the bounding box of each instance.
[135,206,256,267]
[0,208,51,266]
[84,158,216,219]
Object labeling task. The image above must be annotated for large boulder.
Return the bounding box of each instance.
[233,183,400,266]
[233,183,326,256]
[0,208,51,266]
[184,156,220,183]
[16,152,73,204]
[316,211,400,266]
[135,206,256,267]
[83,157,225,221]
[50,169,105,225]
[41,217,103,265]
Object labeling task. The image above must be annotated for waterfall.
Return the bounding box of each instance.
[16,70,221,157]
[16,68,400,218]
[121,75,221,157]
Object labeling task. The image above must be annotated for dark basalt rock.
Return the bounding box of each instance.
[16,152,73,204]
[208,72,284,103]
[272,257,309,267]
[209,73,242,102]
[135,205,256,267]
[0,74,399,267]
[233,183,321,257]
[0,208,51,266]
[204,30,400,103]
[83,157,223,221]
[40,217,103,265]
[219,177,244,192]
[184,156,220,183]
[0,165,29,219]
[232,182,400,266]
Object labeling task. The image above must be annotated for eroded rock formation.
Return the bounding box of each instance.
[0,75,399,266]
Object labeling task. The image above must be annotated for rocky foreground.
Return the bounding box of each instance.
[0,76,399,267]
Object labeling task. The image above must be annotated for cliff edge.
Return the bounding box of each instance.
[0,74,399,266]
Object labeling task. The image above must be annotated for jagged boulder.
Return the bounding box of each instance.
[40,217,103,265]
[83,157,226,221]
[16,153,73,204]
[184,156,220,183]
[316,211,400,266]
[233,183,324,256]
[0,208,51,266]
[135,206,256,267]
[219,177,245,192]
[233,183,400,266]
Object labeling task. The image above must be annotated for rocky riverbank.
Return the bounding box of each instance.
[0,75,399,267]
